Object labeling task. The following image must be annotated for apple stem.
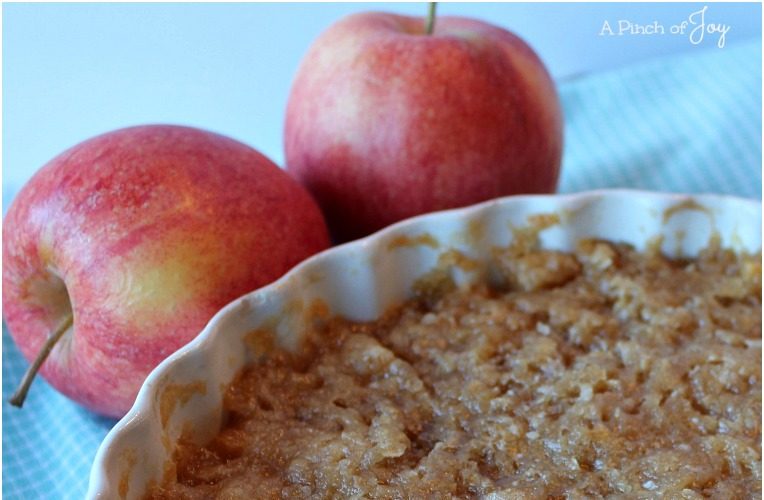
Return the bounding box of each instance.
[425,2,437,35]
[9,312,73,408]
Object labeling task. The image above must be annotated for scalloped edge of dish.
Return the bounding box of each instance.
[86,189,762,499]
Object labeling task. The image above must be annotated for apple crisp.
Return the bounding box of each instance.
[147,239,761,499]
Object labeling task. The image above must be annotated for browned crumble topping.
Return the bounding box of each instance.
[147,239,761,499]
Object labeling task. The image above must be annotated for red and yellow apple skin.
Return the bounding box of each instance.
[285,13,563,241]
[3,125,330,418]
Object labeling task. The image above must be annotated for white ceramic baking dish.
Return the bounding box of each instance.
[86,190,761,499]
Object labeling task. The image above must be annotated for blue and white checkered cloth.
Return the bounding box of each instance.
[560,39,761,199]
[2,39,761,499]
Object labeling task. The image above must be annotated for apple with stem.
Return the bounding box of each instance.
[285,3,563,241]
[3,125,330,418]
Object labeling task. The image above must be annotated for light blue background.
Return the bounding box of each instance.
[2,2,761,213]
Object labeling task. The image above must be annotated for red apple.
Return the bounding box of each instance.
[285,9,562,241]
[3,125,330,418]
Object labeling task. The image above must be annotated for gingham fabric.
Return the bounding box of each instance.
[2,39,761,499]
